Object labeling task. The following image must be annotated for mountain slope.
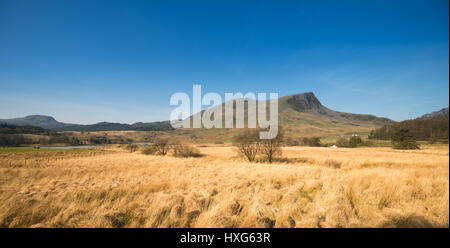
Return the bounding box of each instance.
[270,92,392,137]
[175,92,393,142]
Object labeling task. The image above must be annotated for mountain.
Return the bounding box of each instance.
[279,92,392,124]
[0,115,174,132]
[420,107,449,119]
[0,92,393,139]
[175,92,394,142]
[0,115,71,129]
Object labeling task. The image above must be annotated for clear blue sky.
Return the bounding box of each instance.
[0,0,448,124]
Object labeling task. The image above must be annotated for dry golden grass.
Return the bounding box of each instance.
[0,145,448,228]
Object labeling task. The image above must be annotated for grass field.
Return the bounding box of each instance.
[0,147,94,153]
[0,145,448,228]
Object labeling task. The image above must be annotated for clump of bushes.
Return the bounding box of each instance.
[125,143,138,153]
[392,128,420,150]
[361,140,374,147]
[348,136,362,148]
[141,145,157,155]
[282,138,300,146]
[301,137,322,147]
[336,138,349,147]
[172,143,201,158]
[281,136,322,147]
[141,138,202,157]
[153,138,170,155]
[334,136,368,148]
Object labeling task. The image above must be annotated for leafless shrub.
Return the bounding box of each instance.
[141,145,157,155]
[259,129,283,163]
[153,138,170,156]
[172,143,201,158]
[233,129,260,162]
[125,143,138,153]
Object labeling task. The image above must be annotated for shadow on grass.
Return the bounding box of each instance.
[378,214,447,228]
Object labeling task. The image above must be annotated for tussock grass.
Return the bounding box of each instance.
[324,159,342,169]
[0,145,448,227]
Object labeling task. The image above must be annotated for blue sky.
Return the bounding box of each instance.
[0,0,448,124]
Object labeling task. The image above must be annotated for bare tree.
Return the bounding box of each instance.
[259,129,283,163]
[126,143,138,153]
[153,138,170,155]
[233,129,260,162]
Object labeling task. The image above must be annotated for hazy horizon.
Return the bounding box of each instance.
[0,91,448,125]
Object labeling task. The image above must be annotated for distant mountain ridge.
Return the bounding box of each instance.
[0,115,70,129]
[420,107,449,119]
[60,121,174,132]
[0,92,394,136]
[0,115,174,131]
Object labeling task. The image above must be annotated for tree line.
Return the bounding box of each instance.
[0,124,118,147]
[369,115,449,142]
[0,134,33,146]
[0,124,59,136]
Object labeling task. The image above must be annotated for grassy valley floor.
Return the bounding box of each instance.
[0,145,448,227]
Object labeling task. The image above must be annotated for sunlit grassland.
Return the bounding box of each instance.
[0,145,448,228]
[0,147,94,153]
